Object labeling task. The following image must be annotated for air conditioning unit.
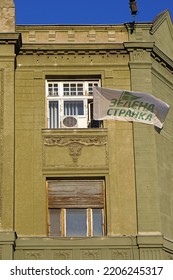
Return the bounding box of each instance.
[61,116,78,128]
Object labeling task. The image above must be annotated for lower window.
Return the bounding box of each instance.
[47,179,105,237]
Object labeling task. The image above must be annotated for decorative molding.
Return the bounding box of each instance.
[0,33,22,54]
[140,249,162,260]
[108,30,116,42]
[151,10,173,39]
[125,41,173,73]
[82,249,101,260]
[130,49,151,62]
[111,249,130,260]
[24,250,43,260]
[44,136,107,147]
[19,49,127,56]
[152,68,173,90]
[44,136,107,163]
[68,30,75,42]
[124,42,154,52]
[19,43,127,56]
[53,250,72,260]
[151,46,173,73]
[68,143,82,162]
[88,30,96,42]
[28,31,36,42]
[48,31,56,42]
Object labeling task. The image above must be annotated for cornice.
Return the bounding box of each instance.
[18,43,127,56]
[124,41,154,52]
[150,10,173,39]
[151,45,173,73]
[124,42,173,73]
[16,24,127,32]
[0,32,22,54]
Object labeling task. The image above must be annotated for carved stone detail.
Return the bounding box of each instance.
[82,249,101,260]
[44,136,107,162]
[130,49,151,62]
[44,136,107,147]
[68,30,75,42]
[48,31,56,42]
[19,49,127,56]
[111,249,130,260]
[108,31,116,42]
[24,250,43,260]
[88,30,96,42]
[69,143,82,162]
[53,250,72,260]
[140,249,162,260]
[28,31,36,42]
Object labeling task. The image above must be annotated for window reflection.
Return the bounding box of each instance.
[66,209,87,237]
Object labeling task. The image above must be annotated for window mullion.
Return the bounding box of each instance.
[61,208,66,237]
[87,208,93,237]
[102,208,105,236]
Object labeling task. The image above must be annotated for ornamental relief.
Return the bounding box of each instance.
[44,136,107,147]
[111,249,130,260]
[43,136,107,163]
[82,249,101,260]
[130,50,151,62]
[53,250,72,260]
[24,250,43,260]
[140,249,162,260]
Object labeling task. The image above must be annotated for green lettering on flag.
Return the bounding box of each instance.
[121,91,141,101]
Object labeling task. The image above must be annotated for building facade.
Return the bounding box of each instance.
[0,1,173,260]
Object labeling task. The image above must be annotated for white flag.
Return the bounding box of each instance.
[93,87,170,128]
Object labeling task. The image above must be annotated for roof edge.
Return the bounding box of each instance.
[151,10,173,37]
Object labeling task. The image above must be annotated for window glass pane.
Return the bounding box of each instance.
[66,209,86,237]
[64,101,84,115]
[54,83,58,96]
[49,209,61,236]
[93,209,103,236]
[63,84,70,96]
[70,84,77,95]
[88,82,98,95]
[48,84,53,96]
[47,80,100,128]
[49,101,59,128]
[48,83,58,96]
[77,83,83,95]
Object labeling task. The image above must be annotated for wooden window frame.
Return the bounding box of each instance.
[47,179,106,237]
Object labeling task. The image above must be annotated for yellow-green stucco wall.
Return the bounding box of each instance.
[0,3,173,259]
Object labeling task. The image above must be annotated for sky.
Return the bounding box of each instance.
[14,0,173,25]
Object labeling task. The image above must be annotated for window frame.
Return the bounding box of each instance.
[46,79,101,128]
[47,179,106,237]
[48,208,105,237]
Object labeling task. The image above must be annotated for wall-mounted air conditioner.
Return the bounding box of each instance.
[61,116,78,128]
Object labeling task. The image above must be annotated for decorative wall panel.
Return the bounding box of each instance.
[42,130,108,169]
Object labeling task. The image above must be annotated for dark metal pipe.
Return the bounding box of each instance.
[129,0,138,15]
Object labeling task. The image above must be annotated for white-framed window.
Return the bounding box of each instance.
[47,179,105,237]
[46,80,100,128]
